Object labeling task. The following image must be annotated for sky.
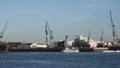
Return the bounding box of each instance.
[0,0,120,43]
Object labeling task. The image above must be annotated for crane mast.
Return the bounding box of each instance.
[45,20,54,48]
[65,35,68,42]
[109,11,117,46]
[45,21,49,46]
[100,31,104,43]
[87,30,91,43]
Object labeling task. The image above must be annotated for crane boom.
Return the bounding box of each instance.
[109,11,114,26]
[0,21,8,38]
[2,21,8,37]
[109,11,117,46]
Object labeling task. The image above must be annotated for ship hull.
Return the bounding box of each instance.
[108,46,120,50]
[0,44,7,52]
[8,48,63,52]
[79,48,94,52]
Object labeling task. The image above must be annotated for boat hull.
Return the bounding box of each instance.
[108,46,120,50]
[8,48,63,52]
[79,48,94,52]
[0,44,7,52]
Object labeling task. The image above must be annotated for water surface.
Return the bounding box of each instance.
[0,52,120,68]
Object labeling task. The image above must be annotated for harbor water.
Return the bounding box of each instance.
[0,52,120,68]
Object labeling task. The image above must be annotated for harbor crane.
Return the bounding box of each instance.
[100,31,104,43]
[65,35,68,41]
[45,20,54,48]
[97,31,104,47]
[109,11,117,46]
[0,21,8,42]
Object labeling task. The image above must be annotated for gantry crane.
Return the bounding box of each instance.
[0,21,8,42]
[109,11,117,46]
[45,20,54,48]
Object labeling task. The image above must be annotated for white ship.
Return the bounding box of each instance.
[103,50,120,52]
[62,47,79,53]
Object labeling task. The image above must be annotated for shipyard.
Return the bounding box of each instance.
[0,0,120,53]
[0,11,120,53]
[1,1,120,68]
